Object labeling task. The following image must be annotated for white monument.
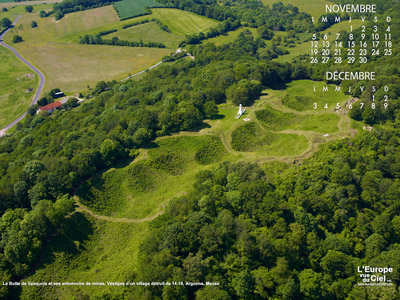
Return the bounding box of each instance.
[235,104,246,119]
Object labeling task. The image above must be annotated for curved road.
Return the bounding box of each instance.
[0,16,46,136]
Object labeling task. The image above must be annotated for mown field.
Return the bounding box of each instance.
[3,6,171,93]
[0,43,37,129]
[114,0,164,20]
[262,0,333,17]
[104,21,183,49]
[151,8,219,36]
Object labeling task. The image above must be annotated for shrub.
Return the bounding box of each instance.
[25,5,33,13]
[12,35,23,43]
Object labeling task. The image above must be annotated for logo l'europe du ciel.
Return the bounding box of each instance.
[357,266,393,286]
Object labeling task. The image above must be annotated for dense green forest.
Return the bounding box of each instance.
[1,0,400,299]
[135,126,400,299]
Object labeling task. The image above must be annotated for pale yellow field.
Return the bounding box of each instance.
[4,6,170,93]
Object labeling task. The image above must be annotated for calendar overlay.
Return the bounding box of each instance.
[310,4,392,111]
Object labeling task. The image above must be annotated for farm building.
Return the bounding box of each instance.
[38,101,62,114]
[53,91,65,99]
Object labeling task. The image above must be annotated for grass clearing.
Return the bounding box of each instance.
[280,80,351,111]
[0,46,38,129]
[231,122,309,155]
[255,104,340,133]
[76,135,229,219]
[19,212,147,300]
[114,0,164,20]
[151,8,219,36]
[3,6,170,93]
[262,0,333,18]
[104,21,183,48]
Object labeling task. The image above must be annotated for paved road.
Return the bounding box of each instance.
[0,16,46,136]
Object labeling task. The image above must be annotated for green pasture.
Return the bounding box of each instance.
[151,8,219,36]
[0,46,38,129]
[104,21,183,49]
[114,0,164,20]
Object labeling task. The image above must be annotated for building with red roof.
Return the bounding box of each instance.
[38,101,62,114]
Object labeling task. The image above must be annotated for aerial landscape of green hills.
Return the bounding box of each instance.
[0,0,399,299]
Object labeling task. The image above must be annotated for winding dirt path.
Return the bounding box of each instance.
[73,196,165,223]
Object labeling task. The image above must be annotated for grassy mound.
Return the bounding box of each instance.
[231,122,309,156]
[231,122,275,152]
[281,80,350,111]
[77,135,228,218]
[255,105,340,133]
[114,0,165,20]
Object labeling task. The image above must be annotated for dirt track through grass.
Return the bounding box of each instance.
[74,196,165,223]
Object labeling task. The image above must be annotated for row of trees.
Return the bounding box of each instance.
[79,34,166,48]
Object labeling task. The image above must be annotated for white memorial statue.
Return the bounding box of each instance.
[235,104,246,119]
